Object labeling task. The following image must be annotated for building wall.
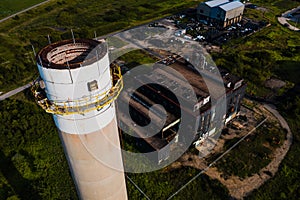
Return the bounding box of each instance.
[197,1,244,27]
[225,83,247,120]
[210,7,223,20]
[197,3,211,19]
[223,6,244,22]
[196,109,211,137]
[120,79,246,162]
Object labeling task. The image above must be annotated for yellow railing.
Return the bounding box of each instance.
[32,64,123,116]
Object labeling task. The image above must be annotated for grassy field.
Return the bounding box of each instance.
[0,93,78,199]
[211,3,300,196]
[0,0,197,93]
[118,49,159,69]
[127,167,229,199]
[247,100,300,200]
[214,121,286,179]
[0,0,300,199]
[0,90,230,199]
[0,0,45,19]
[212,0,300,97]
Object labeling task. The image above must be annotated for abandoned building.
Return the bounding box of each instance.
[197,0,245,27]
[117,55,246,164]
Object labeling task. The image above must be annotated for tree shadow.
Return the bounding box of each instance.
[0,150,41,199]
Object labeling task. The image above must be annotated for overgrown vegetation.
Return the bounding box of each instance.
[211,1,300,197]
[0,92,78,199]
[127,167,229,200]
[0,91,229,199]
[1,0,300,199]
[212,0,300,97]
[247,99,300,199]
[0,0,196,92]
[118,49,158,69]
[215,121,286,179]
[0,0,44,19]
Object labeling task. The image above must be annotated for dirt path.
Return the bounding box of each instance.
[169,104,292,199]
[211,104,292,199]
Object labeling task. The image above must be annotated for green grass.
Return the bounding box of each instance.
[127,167,229,200]
[0,93,78,199]
[1,0,300,199]
[243,7,266,22]
[247,100,300,199]
[274,60,300,84]
[214,121,286,179]
[212,0,300,96]
[118,49,159,69]
[0,0,45,19]
[0,90,230,199]
[0,0,198,92]
[107,37,128,49]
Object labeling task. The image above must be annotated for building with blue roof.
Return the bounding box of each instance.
[197,0,245,27]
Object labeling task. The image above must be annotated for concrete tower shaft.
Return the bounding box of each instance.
[33,39,127,199]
